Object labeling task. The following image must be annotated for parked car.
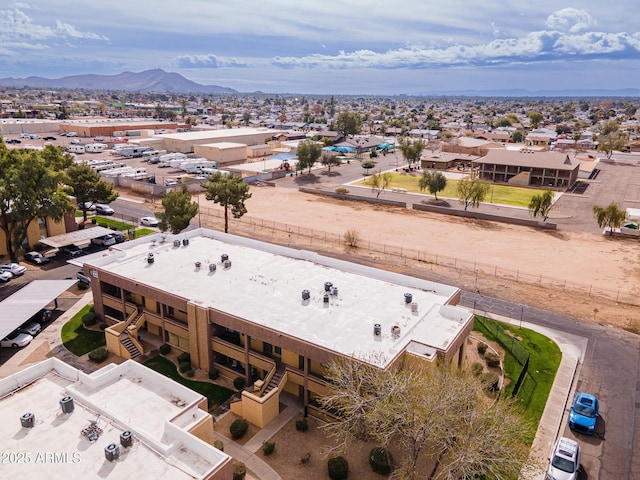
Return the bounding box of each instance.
[6,138,21,144]
[24,251,50,265]
[32,309,52,325]
[18,321,42,337]
[59,244,84,258]
[91,234,116,247]
[547,437,580,480]
[140,216,160,227]
[93,136,105,142]
[0,270,12,283]
[1,331,33,348]
[164,178,179,186]
[0,263,27,276]
[76,270,91,285]
[43,136,56,141]
[66,132,78,137]
[112,231,126,243]
[95,204,115,215]
[568,392,599,435]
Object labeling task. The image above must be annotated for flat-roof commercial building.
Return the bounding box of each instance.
[473,149,580,189]
[0,358,232,479]
[159,128,283,154]
[83,229,473,428]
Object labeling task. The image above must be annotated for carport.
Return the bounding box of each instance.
[39,226,116,250]
[0,280,76,340]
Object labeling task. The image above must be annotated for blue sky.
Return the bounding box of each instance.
[1,1,639,94]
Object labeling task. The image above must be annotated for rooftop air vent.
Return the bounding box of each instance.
[223,260,232,268]
[411,302,418,313]
[302,289,310,301]
[173,239,181,248]
[221,253,229,262]
[209,263,216,272]
[323,293,330,303]
[404,292,413,304]
[20,412,35,428]
[330,286,338,296]
[324,281,333,292]
[182,238,189,247]
[374,324,382,336]
[147,253,154,264]
[195,261,201,269]
[60,395,75,414]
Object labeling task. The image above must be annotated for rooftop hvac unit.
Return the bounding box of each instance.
[195,261,201,268]
[120,431,133,448]
[223,260,231,268]
[324,281,333,292]
[60,395,74,414]
[147,253,154,264]
[20,412,35,428]
[330,286,338,296]
[221,253,229,262]
[411,302,418,313]
[209,263,216,272]
[323,293,330,303]
[374,324,382,336]
[404,292,413,304]
[391,325,401,337]
[104,443,120,462]
[182,238,189,247]
[302,289,310,300]
[173,239,181,248]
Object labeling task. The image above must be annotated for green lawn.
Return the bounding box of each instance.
[93,216,135,230]
[60,305,106,356]
[360,172,539,207]
[143,355,235,410]
[474,317,561,439]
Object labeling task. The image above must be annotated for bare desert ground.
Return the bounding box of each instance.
[190,186,640,330]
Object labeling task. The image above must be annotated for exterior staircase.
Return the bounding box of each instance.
[121,336,141,359]
[262,369,284,396]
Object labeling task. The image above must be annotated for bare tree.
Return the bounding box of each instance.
[370,170,392,198]
[528,189,554,221]
[457,177,490,211]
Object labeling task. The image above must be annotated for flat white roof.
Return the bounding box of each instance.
[0,280,76,339]
[199,142,247,149]
[0,358,229,479]
[162,127,281,142]
[87,230,472,367]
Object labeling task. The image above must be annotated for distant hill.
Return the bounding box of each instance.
[0,69,237,94]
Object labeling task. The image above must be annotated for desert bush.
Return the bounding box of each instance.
[232,461,246,480]
[300,452,311,464]
[471,362,484,376]
[88,347,108,363]
[82,312,97,326]
[484,351,500,368]
[233,376,245,391]
[177,351,191,363]
[159,344,171,355]
[262,441,275,455]
[230,418,249,440]
[480,372,500,392]
[208,368,220,380]
[344,229,360,248]
[77,281,89,290]
[369,447,393,475]
[186,369,195,378]
[477,342,488,354]
[178,361,191,373]
[99,322,108,330]
[328,456,349,480]
[213,439,224,451]
[295,418,308,432]
[335,187,349,195]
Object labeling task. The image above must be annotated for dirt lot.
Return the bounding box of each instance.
[188,185,640,331]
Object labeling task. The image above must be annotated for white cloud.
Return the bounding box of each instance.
[546,8,596,33]
[55,20,108,40]
[176,54,249,68]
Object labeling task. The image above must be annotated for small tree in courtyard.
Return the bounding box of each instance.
[457,177,490,211]
[203,172,251,233]
[418,170,447,200]
[593,202,626,235]
[528,189,554,221]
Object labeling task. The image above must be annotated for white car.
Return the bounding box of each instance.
[1,331,33,348]
[140,216,160,227]
[0,263,27,276]
[18,322,42,337]
[0,271,12,283]
[547,437,580,480]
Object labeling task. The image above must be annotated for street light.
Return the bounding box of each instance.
[519,304,524,329]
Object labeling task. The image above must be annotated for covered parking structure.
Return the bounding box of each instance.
[0,280,76,340]
[39,226,116,251]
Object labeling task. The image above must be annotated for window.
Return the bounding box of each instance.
[274,346,282,355]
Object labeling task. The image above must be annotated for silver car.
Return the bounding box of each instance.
[19,322,42,337]
[1,331,33,348]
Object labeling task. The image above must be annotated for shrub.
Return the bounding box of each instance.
[177,352,191,363]
[89,305,95,313]
[369,447,393,475]
[344,229,360,248]
[232,461,247,480]
[77,281,89,290]
[484,351,500,368]
[480,372,500,392]
[295,418,308,432]
[186,369,195,378]
[213,439,224,452]
[335,187,349,195]
[230,418,249,440]
[88,347,108,363]
[262,441,275,455]
[82,312,97,326]
[477,342,488,355]
[300,452,311,464]
[159,344,171,355]
[208,368,220,380]
[471,362,484,377]
[233,376,245,391]
[99,322,108,331]
[328,456,349,480]
[178,361,191,373]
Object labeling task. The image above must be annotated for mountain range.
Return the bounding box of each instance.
[0,69,237,94]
